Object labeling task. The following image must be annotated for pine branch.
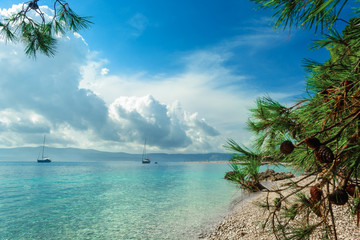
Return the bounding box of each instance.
[0,0,93,58]
[250,0,349,32]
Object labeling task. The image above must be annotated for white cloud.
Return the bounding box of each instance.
[73,32,89,46]
[0,4,299,154]
[79,52,255,152]
[78,29,300,152]
[0,109,51,133]
[101,68,110,75]
[0,5,225,153]
[105,95,221,150]
[107,95,191,149]
[127,13,149,37]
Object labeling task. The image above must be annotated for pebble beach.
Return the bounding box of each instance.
[204,176,360,240]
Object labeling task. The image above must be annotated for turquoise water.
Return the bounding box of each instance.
[0,161,248,240]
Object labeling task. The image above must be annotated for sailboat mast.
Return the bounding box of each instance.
[141,138,151,164]
[42,135,46,159]
[143,138,147,159]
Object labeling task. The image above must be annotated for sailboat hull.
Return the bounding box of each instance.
[37,159,51,163]
[141,139,151,164]
[142,158,150,164]
[37,136,52,163]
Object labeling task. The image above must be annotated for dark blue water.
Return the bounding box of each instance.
[0,161,247,239]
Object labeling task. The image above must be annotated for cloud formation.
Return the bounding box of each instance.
[0,4,300,153]
[77,25,300,152]
[127,13,149,37]
[0,5,226,153]
[108,95,193,148]
[0,34,223,152]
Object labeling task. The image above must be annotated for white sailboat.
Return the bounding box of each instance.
[37,135,51,163]
[142,139,151,164]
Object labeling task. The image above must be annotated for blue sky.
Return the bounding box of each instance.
[0,1,354,153]
[75,0,328,85]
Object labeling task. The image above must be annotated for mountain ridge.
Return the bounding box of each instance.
[0,147,232,162]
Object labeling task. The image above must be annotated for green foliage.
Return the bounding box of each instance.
[282,203,299,220]
[225,163,246,182]
[224,139,265,191]
[225,0,360,239]
[247,96,301,151]
[0,0,92,58]
[226,139,261,180]
[285,225,317,240]
[56,3,92,32]
[250,0,348,32]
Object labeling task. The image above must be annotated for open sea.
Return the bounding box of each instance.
[0,160,286,239]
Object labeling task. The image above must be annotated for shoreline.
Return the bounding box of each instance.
[184,160,284,165]
[203,176,360,240]
[197,188,264,239]
[184,160,233,164]
[200,180,278,239]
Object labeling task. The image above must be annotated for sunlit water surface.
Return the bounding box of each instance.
[0,161,286,239]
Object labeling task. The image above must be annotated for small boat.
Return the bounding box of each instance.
[142,139,151,164]
[37,135,51,163]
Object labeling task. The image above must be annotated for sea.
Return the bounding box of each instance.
[0,160,287,239]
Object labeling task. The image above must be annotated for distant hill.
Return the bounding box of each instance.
[0,147,232,162]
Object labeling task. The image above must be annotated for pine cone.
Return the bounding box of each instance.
[29,0,39,10]
[314,145,334,163]
[328,189,348,205]
[346,184,356,197]
[280,141,295,155]
[304,137,321,149]
[310,185,322,202]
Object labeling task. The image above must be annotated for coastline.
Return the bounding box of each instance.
[203,176,360,240]
[184,160,234,164]
[184,161,280,165]
[197,188,264,239]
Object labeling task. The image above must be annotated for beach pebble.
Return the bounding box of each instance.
[204,176,360,240]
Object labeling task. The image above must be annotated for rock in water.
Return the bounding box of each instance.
[258,169,294,181]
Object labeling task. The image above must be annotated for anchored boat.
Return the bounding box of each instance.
[37,135,51,163]
[142,139,151,164]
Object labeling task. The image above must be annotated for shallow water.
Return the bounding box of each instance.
[0,160,291,239]
[0,161,248,239]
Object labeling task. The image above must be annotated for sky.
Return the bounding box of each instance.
[0,1,354,154]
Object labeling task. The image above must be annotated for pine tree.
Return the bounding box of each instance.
[0,0,92,58]
[226,1,360,239]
